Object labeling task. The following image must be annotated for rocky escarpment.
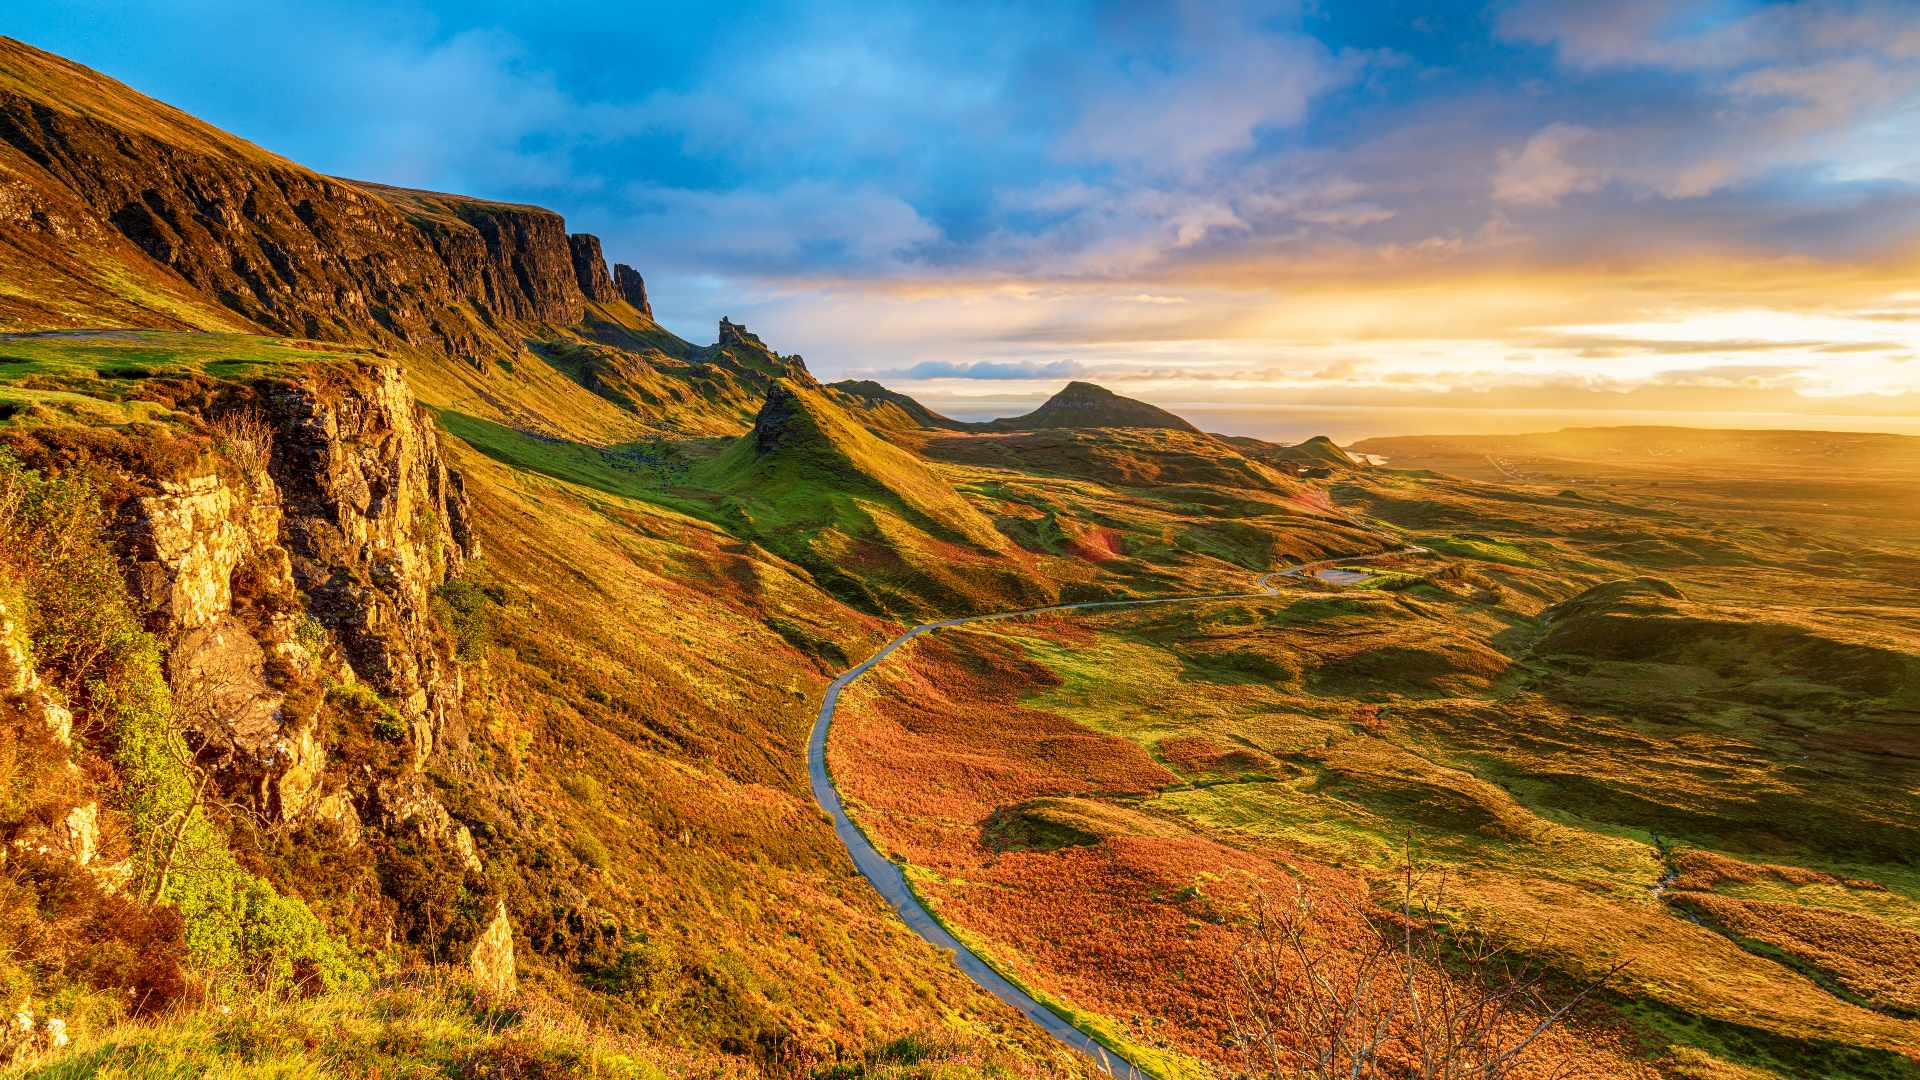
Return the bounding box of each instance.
[613,262,652,318]
[0,37,633,371]
[569,233,617,303]
[0,354,515,1003]
[117,364,477,826]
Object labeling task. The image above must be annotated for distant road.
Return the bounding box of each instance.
[806,548,1421,1078]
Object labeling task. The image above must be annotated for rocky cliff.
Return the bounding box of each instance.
[0,37,628,371]
[613,262,652,318]
[569,233,617,304]
[125,364,476,823]
[1,357,505,994]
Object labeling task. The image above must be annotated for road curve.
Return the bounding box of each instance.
[806,549,1420,1078]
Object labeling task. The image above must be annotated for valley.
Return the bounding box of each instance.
[0,30,1915,1080]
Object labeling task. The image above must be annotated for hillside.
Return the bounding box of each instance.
[684,378,1043,614]
[4,33,1919,1080]
[1228,433,1358,471]
[986,381,1201,433]
[826,379,970,431]
[831,456,1920,1079]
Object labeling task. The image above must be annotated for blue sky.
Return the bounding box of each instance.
[13,1,1920,426]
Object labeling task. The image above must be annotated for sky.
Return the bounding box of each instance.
[14,0,1920,436]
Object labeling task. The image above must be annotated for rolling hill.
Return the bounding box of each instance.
[985,380,1201,433]
[1,32,1917,1080]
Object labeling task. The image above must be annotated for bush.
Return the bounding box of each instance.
[583,934,680,1012]
[374,836,494,959]
[327,682,409,743]
[570,833,612,873]
[433,576,498,664]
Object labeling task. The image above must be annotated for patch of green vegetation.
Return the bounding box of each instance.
[436,409,662,501]
[432,573,504,663]
[0,330,361,387]
[766,616,851,669]
[328,682,410,744]
[980,803,1100,854]
[20,977,669,1080]
[1417,533,1544,567]
[1615,990,1920,1080]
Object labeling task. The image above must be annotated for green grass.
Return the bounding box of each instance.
[435,409,665,501]
[14,977,669,1080]
[1416,533,1544,567]
[0,330,365,384]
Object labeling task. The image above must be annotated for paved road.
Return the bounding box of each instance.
[806,548,1421,1078]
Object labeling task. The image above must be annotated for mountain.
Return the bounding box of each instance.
[826,378,970,431]
[0,35,581,354]
[986,380,1200,433]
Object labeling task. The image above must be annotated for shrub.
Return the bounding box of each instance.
[374,836,494,959]
[209,406,272,476]
[583,934,680,1012]
[327,682,409,743]
[433,576,497,664]
[570,833,612,873]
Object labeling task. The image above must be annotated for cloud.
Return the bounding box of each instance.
[1495,0,1920,72]
[1492,123,1601,206]
[616,182,940,272]
[898,359,1088,380]
[1051,1,1357,175]
[17,0,1920,424]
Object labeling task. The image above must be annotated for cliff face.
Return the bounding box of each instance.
[0,353,510,1007]
[569,233,617,303]
[612,262,652,318]
[0,37,624,366]
[115,363,476,826]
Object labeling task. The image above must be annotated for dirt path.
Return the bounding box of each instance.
[806,548,1420,1078]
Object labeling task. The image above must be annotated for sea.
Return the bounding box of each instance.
[932,403,1920,446]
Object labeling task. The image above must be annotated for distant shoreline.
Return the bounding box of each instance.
[925,403,1920,445]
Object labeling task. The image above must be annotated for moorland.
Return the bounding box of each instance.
[0,32,1914,1080]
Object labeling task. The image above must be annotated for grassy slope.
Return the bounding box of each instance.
[0,335,1102,1078]
[827,449,1920,1079]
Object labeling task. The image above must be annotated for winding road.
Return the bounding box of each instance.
[806,549,1421,1078]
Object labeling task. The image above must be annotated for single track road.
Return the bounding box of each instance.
[807,548,1422,1078]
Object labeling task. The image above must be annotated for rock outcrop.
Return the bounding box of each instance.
[613,262,652,318]
[114,363,475,831]
[717,316,765,351]
[569,233,617,303]
[468,899,517,996]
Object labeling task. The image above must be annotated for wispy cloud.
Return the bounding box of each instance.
[897,359,1087,380]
